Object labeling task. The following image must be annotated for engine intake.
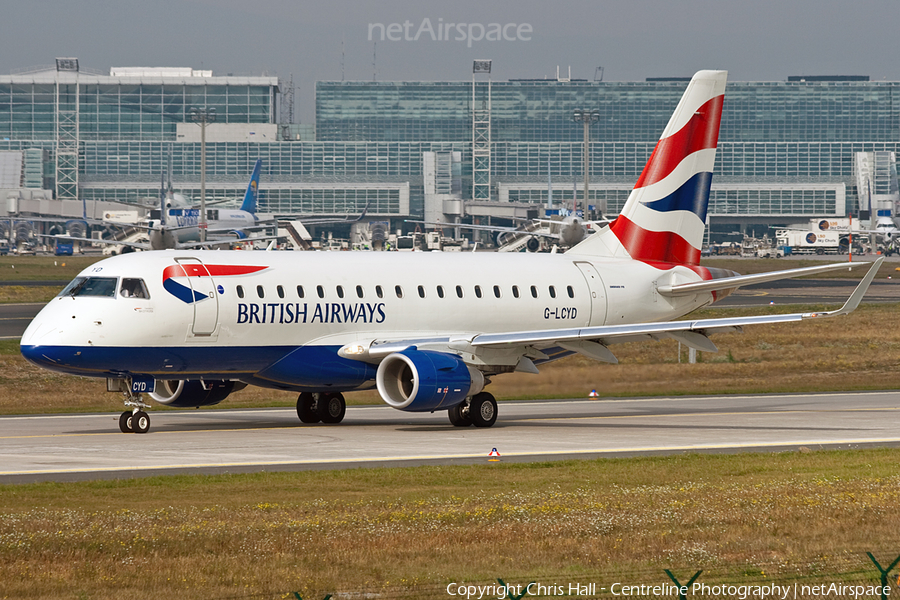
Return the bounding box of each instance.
[376,348,484,412]
[149,379,243,408]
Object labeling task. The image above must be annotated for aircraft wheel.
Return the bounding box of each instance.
[297,392,320,423]
[118,411,133,433]
[132,411,150,434]
[470,392,498,428]
[448,403,472,427]
[317,392,346,424]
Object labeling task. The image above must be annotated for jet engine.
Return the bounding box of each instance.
[149,379,244,408]
[375,348,484,412]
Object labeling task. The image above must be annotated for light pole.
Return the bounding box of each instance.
[572,108,600,218]
[189,107,216,243]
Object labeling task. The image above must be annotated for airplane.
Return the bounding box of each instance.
[47,159,278,252]
[410,213,599,252]
[20,70,883,434]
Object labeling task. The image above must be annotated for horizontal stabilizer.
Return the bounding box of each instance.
[658,260,875,296]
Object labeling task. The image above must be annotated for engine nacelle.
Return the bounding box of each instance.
[149,379,242,408]
[375,349,484,412]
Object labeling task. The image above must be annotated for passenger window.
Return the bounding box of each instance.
[474,285,483,298]
[456,285,463,298]
[277,285,285,299]
[437,285,444,298]
[297,285,305,298]
[567,285,574,298]
[356,285,364,298]
[512,285,519,298]
[376,285,384,299]
[549,286,557,299]
[493,285,501,298]
[395,285,403,298]
[120,278,149,299]
[530,285,538,298]
[237,285,244,299]
[417,285,425,298]
[336,285,344,299]
[317,285,325,298]
[257,285,265,299]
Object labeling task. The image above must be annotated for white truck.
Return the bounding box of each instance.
[775,229,841,255]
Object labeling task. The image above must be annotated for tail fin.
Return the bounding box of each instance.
[240,159,262,214]
[570,70,726,265]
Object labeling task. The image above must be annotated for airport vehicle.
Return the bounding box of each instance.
[775,229,841,255]
[20,71,881,434]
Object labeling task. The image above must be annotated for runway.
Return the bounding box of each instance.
[2,391,899,483]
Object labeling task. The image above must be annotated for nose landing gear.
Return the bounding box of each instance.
[114,377,152,434]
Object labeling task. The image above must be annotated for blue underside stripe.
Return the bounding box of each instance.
[20,344,376,392]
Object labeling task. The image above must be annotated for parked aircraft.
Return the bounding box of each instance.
[412,214,600,252]
[20,71,882,434]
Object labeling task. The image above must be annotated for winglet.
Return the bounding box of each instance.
[808,257,883,318]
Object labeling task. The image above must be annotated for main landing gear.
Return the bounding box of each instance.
[296,392,346,424]
[448,392,497,428]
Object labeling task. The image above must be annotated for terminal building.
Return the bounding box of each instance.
[1,58,899,243]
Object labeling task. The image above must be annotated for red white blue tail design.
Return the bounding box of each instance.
[571,70,727,266]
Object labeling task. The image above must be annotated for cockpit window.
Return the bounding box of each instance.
[120,278,150,299]
[59,277,118,298]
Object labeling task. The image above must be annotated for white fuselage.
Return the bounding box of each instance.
[20,249,716,391]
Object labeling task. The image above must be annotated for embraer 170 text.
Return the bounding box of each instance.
[21,70,881,433]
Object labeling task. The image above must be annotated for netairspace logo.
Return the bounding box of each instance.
[368,18,533,48]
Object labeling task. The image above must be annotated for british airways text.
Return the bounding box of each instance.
[237,302,386,324]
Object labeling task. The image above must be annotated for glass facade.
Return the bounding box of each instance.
[0,77,275,142]
[3,68,899,221]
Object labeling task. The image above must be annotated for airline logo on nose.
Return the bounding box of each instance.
[163,264,268,304]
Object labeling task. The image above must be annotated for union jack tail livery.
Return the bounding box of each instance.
[573,70,726,266]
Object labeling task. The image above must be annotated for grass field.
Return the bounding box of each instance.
[1,450,900,599]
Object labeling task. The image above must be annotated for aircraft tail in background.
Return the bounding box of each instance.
[240,159,262,214]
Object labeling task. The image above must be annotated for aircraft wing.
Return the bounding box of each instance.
[39,234,152,251]
[407,219,563,240]
[658,260,877,297]
[339,258,881,366]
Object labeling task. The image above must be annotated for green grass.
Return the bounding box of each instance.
[1,449,899,599]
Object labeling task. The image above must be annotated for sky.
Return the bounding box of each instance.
[2,0,899,123]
